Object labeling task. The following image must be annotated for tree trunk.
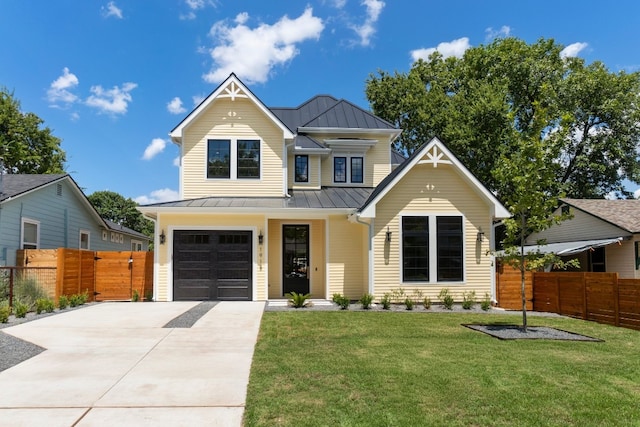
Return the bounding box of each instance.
[520,214,528,332]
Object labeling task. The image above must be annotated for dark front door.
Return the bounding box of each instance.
[173,230,252,301]
[283,225,309,295]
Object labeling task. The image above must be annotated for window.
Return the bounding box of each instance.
[333,155,364,184]
[436,217,463,281]
[131,240,143,251]
[237,140,260,178]
[334,157,346,183]
[402,215,464,282]
[207,139,231,178]
[295,155,309,183]
[21,218,39,249]
[207,139,260,179]
[351,157,363,183]
[80,230,90,250]
[402,216,429,282]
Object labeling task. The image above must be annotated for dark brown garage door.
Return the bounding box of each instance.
[173,230,252,301]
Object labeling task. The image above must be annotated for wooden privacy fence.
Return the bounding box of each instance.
[533,272,640,331]
[16,248,153,302]
[495,262,533,311]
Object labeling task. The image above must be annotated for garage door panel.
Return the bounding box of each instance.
[173,230,252,301]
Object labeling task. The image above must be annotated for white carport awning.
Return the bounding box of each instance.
[521,237,624,256]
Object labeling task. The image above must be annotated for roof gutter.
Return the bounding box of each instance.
[349,211,375,295]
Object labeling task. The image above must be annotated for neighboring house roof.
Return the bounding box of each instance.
[169,73,294,143]
[0,173,67,202]
[103,219,151,241]
[518,237,624,256]
[561,198,640,233]
[357,137,510,219]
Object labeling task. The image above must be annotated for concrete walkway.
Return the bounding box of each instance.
[0,301,265,426]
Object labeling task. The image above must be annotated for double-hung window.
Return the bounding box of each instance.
[333,155,364,184]
[79,230,90,250]
[295,155,309,183]
[207,139,260,179]
[402,215,463,283]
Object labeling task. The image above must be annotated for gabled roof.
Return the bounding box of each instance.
[169,73,294,143]
[0,174,67,201]
[0,174,109,228]
[561,198,640,233]
[357,137,510,219]
[270,95,340,132]
[103,219,151,240]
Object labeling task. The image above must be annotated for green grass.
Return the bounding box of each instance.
[244,312,640,426]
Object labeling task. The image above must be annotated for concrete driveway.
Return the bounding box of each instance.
[0,301,265,426]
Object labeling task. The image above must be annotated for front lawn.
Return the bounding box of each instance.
[244,311,640,426]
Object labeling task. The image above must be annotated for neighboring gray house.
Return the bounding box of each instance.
[0,174,151,266]
[524,198,640,279]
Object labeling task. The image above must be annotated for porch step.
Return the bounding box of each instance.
[268,299,333,307]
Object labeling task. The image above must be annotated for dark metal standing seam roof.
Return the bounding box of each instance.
[139,187,374,210]
[303,99,397,129]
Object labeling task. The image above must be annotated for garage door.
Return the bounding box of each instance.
[173,230,252,301]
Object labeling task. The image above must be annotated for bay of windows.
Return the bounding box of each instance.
[402,215,464,283]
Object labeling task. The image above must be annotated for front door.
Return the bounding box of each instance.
[283,225,310,295]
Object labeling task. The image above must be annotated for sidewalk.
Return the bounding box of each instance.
[0,301,265,426]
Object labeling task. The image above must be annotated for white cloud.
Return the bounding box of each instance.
[85,82,137,115]
[203,7,324,84]
[485,25,511,41]
[350,0,385,47]
[192,94,205,107]
[47,67,79,105]
[634,188,640,199]
[167,97,187,114]
[102,1,123,19]
[332,0,347,8]
[180,0,216,20]
[142,138,168,160]
[173,156,181,167]
[560,42,588,58]
[410,37,471,62]
[135,188,180,204]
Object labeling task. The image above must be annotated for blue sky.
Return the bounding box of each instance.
[2,0,640,203]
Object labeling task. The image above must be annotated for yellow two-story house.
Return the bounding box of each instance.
[139,73,510,302]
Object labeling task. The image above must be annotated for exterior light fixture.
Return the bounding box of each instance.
[386,226,392,243]
[160,230,166,245]
[477,228,485,243]
[258,231,264,245]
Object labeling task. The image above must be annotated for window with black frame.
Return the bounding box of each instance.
[295,155,308,182]
[237,140,260,178]
[207,139,230,178]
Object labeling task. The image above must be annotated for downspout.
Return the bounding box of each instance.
[284,141,296,197]
[351,211,374,295]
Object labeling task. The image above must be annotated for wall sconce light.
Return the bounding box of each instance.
[476,228,485,243]
[258,231,264,245]
[159,230,166,245]
[386,226,392,243]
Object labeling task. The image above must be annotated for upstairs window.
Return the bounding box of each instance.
[237,140,260,178]
[207,140,231,179]
[333,155,364,184]
[207,139,260,180]
[295,155,309,183]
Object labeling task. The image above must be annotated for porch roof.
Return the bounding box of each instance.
[514,237,624,257]
[138,187,374,216]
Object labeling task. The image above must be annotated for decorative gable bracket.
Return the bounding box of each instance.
[417,144,452,168]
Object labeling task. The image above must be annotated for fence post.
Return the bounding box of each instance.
[8,267,14,308]
[614,273,620,327]
[582,273,588,320]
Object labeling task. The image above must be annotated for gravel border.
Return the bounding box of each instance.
[163,301,218,328]
[464,324,604,341]
[0,331,45,372]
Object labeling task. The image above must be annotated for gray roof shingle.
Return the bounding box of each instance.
[0,174,67,202]
[561,198,640,233]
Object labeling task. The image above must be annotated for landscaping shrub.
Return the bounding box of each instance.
[404,297,415,310]
[481,293,492,311]
[69,294,81,307]
[0,302,10,323]
[145,290,153,302]
[462,291,476,310]
[36,298,55,314]
[333,294,350,310]
[287,291,312,308]
[390,288,406,304]
[380,293,391,310]
[14,300,29,318]
[438,288,454,310]
[13,277,48,310]
[359,293,374,309]
[423,296,432,310]
[58,295,69,310]
[132,289,140,302]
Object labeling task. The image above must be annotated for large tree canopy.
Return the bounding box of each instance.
[366,37,640,200]
[88,190,154,238]
[0,88,66,174]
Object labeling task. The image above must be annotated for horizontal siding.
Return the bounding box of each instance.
[182,98,285,199]
[372,162,493,301]
[527,207,630,244]
[327,215,367,299]
[155,213,267,301]
[606,240,635,279]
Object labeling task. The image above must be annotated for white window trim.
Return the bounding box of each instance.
[79,230,90,250]
[332,154,365,185]
[206,138,262,181]
[399,213,466,285]
[21,218,40,249]
[131,239,143,251]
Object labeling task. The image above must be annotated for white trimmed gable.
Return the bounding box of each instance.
[170,73,294,144]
